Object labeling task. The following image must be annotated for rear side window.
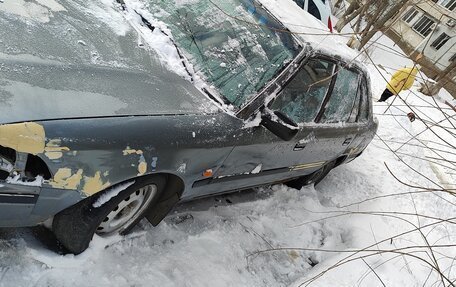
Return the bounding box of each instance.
[347,83,361,123]
[270,58,335,123]
[357,79,369,122]
[320,68,360,123]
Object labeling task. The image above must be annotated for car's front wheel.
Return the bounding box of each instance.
[52,175,166,254]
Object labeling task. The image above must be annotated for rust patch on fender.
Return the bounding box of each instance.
[83,171,111,196]
[0,124,70,160]
[123,146,148,176]
[44,139,70,160]
[137,154,147,176]
[123,147,143,155]
[0,122,45,154]
[50,168,83,190]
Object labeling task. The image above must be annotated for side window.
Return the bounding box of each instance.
[269,58,335,123]
[320,67,360,123]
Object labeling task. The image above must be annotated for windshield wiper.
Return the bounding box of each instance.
[115,0,194,82]
[202,87,232,107]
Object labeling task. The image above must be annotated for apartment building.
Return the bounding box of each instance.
[386,0,456,95]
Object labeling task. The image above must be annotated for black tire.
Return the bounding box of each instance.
[286,161,336,189]
[52,175,166,254]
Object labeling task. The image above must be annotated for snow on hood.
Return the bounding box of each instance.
[0,61,219,124]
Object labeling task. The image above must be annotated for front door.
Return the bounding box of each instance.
[209,57,340,190]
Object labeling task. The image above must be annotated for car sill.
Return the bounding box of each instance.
[0,193,38,204]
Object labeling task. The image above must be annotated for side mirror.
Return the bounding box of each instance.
[261,110,298,141]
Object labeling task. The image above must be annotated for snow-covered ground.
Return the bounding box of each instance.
[1,1,455,287]
[1,78,454,286]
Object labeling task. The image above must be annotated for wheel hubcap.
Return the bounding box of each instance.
[96,184,157,235]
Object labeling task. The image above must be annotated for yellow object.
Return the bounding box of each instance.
[138,161,147,176]
[50,168,84,190]
[44,139,70,160]
[123,147,143,155]
[82,171,111,196]
[386,67,419,94]
[0,122,45,155]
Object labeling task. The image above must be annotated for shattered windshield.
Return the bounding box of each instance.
[146,0,300,108]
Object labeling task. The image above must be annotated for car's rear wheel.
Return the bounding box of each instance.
[52,176,166,254]
[286,161,335,189]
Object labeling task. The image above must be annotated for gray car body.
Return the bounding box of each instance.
[0,0,377,227]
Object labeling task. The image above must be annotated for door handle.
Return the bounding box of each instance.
[343,138,353,146]
[294,142,307,151]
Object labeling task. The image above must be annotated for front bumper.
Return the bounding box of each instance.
[0,181,83,227]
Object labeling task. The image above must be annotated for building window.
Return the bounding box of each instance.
[402,8,419,23]
[413,15,436,37]
[431,33,450,50]
[441,0,456,11]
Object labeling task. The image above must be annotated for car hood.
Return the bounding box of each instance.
[0,56,218,124]
[0,0,218,124]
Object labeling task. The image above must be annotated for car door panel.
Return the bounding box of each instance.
[190,125,312,198]
[190,57,367,198]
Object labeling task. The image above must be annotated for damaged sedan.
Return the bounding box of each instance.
[0,0,377,254]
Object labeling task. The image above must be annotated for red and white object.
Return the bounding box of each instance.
[292,0,334,32]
